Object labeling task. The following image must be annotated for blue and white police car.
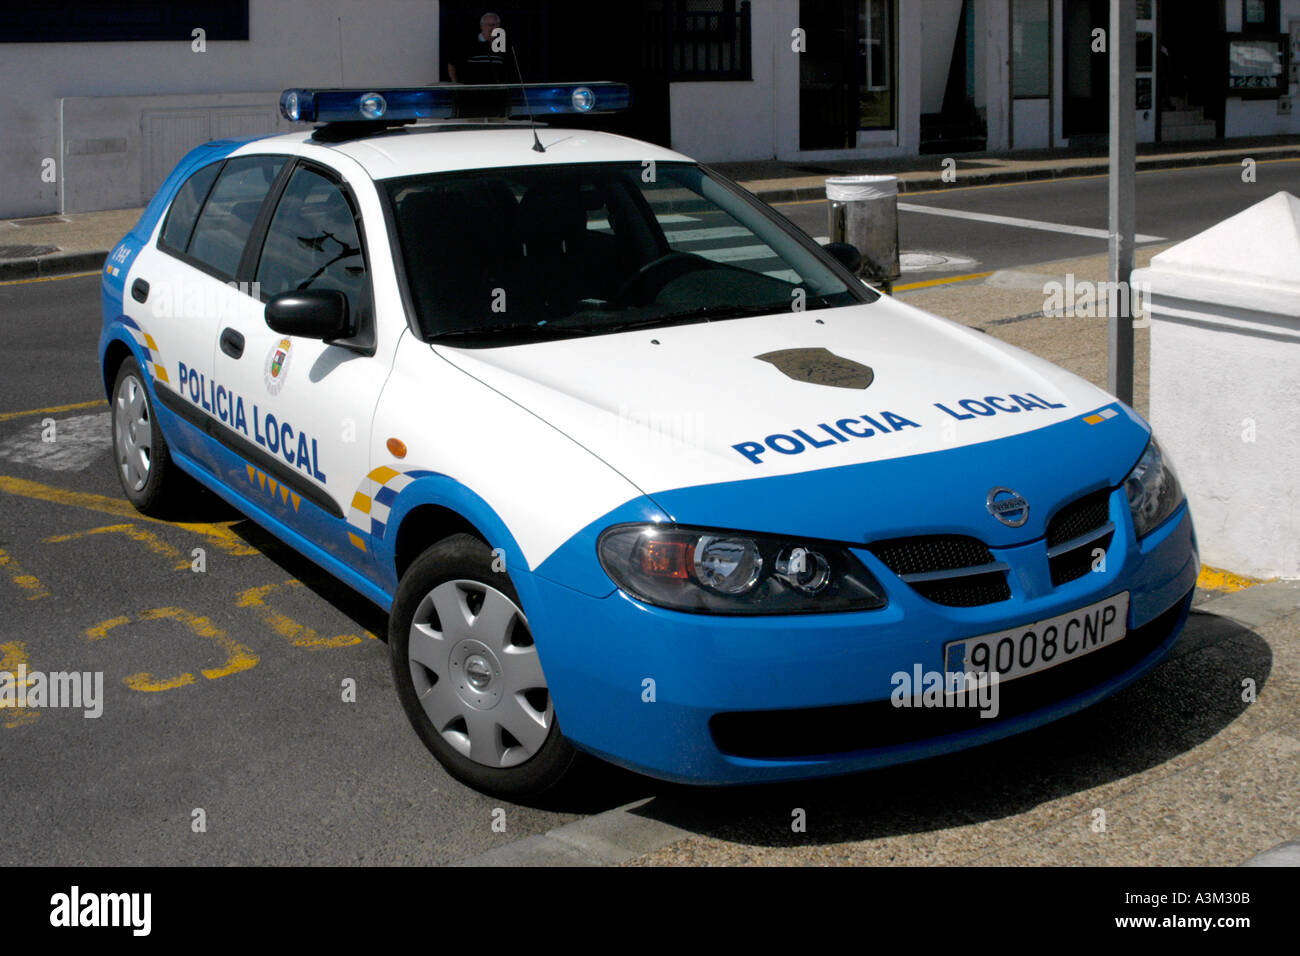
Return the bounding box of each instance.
[100,83,1197,797]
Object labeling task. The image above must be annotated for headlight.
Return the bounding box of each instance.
[597,524,887,614]
[1125,436,1184,538]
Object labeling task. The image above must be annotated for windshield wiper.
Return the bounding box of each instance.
[429,322,595,342]
[600,302,804,335]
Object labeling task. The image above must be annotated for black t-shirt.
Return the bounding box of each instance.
[457,32,510,84]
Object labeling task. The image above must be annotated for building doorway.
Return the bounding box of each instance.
[1157,0,1223,140]
[798,0,896,151]
[1063,0,1108,142]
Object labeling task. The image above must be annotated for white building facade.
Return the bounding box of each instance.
[3,1,1299,219]
[668,0,1300,162]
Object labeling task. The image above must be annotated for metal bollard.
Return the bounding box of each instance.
[826,175,901,293]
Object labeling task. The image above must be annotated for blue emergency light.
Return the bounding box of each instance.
[279,83,631,124]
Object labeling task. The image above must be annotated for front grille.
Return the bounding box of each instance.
[910,575,1012,607]
[1048,490,1111,548]
[1047,490,1115,586]
[869,534,1011,607]
[708,589,1193,759]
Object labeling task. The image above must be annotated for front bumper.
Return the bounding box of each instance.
[524,496,1198,785]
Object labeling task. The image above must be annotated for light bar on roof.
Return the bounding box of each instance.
[279,83,631,124]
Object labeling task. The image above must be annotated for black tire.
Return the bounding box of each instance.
[389,533,580,799]
[110,357,189,516]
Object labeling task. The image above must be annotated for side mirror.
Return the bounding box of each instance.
[265,290,352,340]
[824,242,862,274]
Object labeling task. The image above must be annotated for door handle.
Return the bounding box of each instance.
[220,328,245,359]
[131,278,149,303]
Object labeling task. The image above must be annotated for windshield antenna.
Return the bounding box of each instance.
[509,45,545,153]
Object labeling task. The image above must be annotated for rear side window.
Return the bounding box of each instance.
[159,161,221,253]
[185,155,287,278]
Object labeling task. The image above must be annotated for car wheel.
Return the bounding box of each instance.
[389,533,579,798]
[111,357,187,515]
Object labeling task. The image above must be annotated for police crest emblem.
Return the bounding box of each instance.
[755,347,874,390]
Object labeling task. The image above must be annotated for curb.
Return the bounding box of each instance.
[1242,839,1300,866]
[0,249,107,281]
[740,147,1300,204]
[451,797,688,867]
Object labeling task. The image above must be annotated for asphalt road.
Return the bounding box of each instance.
[0,275,649,866]
[0,164,1286,865]
[774,158,1300,278]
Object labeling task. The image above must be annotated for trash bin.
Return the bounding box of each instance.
[826,174,901,292]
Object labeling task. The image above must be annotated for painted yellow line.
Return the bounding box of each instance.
[88,606,258,691]
[0,475,259,556]
[237,579,372,649]
[0,640,40,728]
[43,523,191,571]
[0,270,100,287]
[772,156,1300,206]
[1197,565,1268,593]
[0,399,106,423]
[0,548,50,600]
[893,271,993,293]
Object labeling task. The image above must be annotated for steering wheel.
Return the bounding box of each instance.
[611,252,714,306]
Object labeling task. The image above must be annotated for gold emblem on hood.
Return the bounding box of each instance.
[755,347,875,390]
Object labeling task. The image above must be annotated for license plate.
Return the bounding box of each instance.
[943,593,1129,684]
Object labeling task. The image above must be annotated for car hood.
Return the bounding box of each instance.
[432,297,1146,544]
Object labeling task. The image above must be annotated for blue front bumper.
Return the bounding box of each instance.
[523,496,1198,785]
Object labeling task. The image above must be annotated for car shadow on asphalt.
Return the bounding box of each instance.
[619,611,1272,847]
[151,490,1270,828]
[163,486,392,638]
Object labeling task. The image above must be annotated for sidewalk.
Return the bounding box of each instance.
[3,136,1299,281]
[716,135,1300,203]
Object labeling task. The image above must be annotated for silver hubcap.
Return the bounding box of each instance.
[114,373,152,492]
[407,579,552,768]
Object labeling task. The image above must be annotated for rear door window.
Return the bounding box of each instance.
[185,155,287,279]
[159,161,221,254]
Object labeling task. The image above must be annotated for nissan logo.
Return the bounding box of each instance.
[987,487,1030,528]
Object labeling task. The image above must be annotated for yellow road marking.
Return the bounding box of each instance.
[43,523,191,571]
[236,580,374,649]
[86,606,258,691]
[85,615,130,640]
[0,270,101,287]
[893,271,994,293]
[0,475,259,556]
[0,399,106,423]
[0,547,50,600]
[0,640,40,727]
[1197,565,1267,593]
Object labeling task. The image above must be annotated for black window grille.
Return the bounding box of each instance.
[643,0,752,81]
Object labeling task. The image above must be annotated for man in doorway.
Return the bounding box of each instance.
[447,11,510,84]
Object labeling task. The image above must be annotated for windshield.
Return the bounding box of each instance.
[384,161,875,346]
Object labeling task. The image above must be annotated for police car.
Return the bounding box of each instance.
[99,83,1198,797]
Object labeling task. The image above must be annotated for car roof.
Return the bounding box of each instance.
[246,125,692,181]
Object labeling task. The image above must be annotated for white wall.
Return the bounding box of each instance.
[669,0,780,160]
[0,0,440,218]
[982,0,1011,151]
